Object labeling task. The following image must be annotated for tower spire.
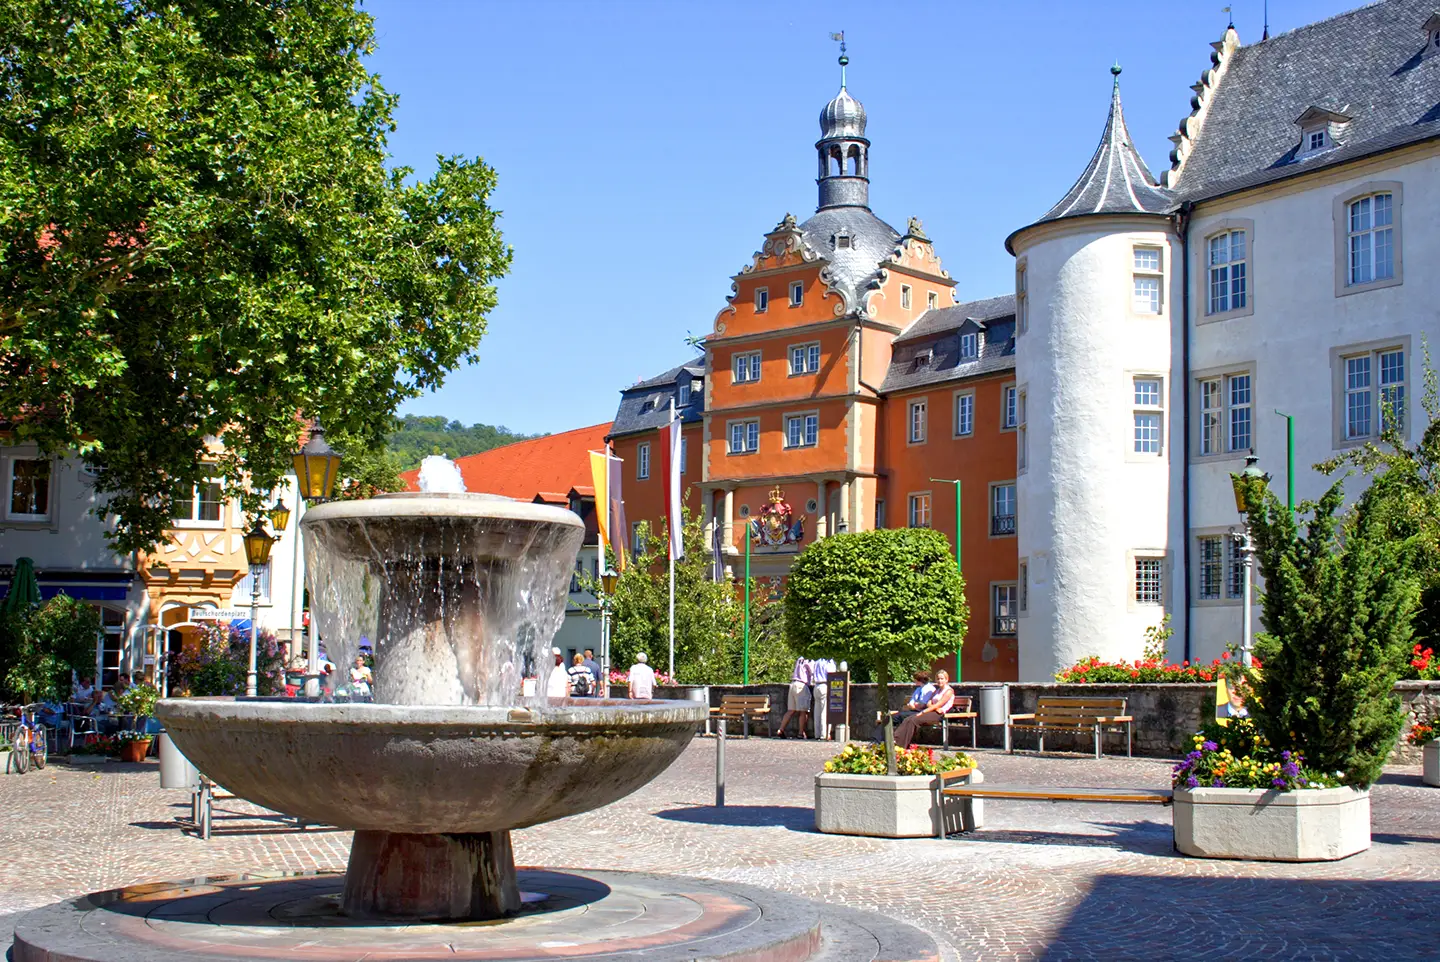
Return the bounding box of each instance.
[831,31,848,87]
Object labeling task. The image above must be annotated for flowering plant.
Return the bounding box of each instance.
[1406,644,1439,681]
[116,729,153,743]
[1407,722,1435,745]
[80,733,121,757]
[1171,719,1334,791]
[823,742,975,777]
[607,668,675,687]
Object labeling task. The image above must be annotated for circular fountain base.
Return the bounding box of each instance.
[11,868,944,962]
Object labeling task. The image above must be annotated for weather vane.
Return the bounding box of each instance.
[829,31,848,87]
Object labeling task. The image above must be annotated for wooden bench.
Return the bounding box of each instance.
[710,694,770,737]
[877,693,978,748]
[1006,696,1134,758]
[940,783,1173,834]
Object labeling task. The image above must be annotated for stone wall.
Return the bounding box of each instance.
[659,680,1440,763]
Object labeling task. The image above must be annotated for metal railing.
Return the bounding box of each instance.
[990,515,1016,536]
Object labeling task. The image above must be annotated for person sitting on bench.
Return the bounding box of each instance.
[894,670,955,747]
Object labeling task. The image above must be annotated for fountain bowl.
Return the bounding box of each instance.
[156,698,708,834]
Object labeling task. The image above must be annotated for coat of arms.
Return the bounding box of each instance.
[749,486,805,547]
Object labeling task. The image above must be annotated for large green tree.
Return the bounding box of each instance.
[784,528,967,774]
[0,0,511,552]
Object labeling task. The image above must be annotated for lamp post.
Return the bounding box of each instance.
[1229,454,1271,668]
[292,421,344,695]
[242,522,277,696]
[930,478,963,683]
[600,566,618,695]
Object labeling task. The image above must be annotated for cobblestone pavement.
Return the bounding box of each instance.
[2,739,1438,960]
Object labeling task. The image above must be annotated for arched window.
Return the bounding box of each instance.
[847,145,860,176]
[829,147,844,177]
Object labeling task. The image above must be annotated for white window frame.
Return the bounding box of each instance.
[727,418,760,455]
[992,583,1018,637]
[784,411,819,449]
[1131,552,1166,608]
[4,456,54,523]
[1194,530,1247,606]
[1333,181,1402,296]
[900,284,912,310]
[788,341,821,376]
[1017,386,1028,474]
[678,380,691,407]
[960,331,978,360]
[755,286,769,312]
[1345,194,1394,287]
[908,398,928,445]
[908,492,932,529]
[1331,337,1411,448]
[1131,375,1165,458]
[1196,219,1254,322]
[636,441,650,480]
[1131,245,1164,316]
[789,281,804,307]
[732,351,762,384]
[1193,365,1255,461]
[173,478,226,528]
[989,481,1016,538]
[1015,259,1029,335]
[953,389,975,438]
[1001,383,1018,430]
[927,291,938,311]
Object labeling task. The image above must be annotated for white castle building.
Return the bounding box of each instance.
[1008,0,1440,678]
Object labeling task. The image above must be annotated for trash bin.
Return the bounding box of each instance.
[978,685,1009,727]
[157,731,198,790]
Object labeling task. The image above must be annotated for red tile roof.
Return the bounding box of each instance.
[400,422,613,501]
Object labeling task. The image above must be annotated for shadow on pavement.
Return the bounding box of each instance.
[654,805,816,832]
[1040,875,1440,960]
[956,818,1174,857]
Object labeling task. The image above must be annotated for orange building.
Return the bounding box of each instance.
[609,67,1021,679]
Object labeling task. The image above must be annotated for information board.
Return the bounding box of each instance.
[826,671,850,725]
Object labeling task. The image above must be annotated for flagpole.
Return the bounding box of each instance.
[668,398,676,681]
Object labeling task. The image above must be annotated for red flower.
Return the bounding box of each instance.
[1221,651,1231,659]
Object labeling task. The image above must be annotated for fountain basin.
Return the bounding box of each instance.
[157,698,707,834]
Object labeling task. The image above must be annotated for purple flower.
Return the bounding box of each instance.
[1201,740,1218,752]
[1211,777,1223,787]
[1186,775,1199,788]
[1281,762,1300,778]
[1272,777,1286,787]
[1188,750,1203,760]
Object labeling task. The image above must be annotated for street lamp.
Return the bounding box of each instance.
[242,522,277,696]
[599,566,618,693]
[292,422,344,503]
[1228,454,1271,668]
[267,498,291,534]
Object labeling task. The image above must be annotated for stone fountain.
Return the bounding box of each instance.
[12,462,945,961]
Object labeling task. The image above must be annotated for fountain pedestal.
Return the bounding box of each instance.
[343,830,520,920]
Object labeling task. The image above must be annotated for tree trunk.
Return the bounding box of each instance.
[875,659,897,775]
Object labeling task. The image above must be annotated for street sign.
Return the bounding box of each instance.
[826,671,850,726]
[191,608,250,621]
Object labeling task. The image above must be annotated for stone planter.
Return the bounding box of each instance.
[1,748,13,774]
[1173,785,1370,861]
[815,769,983,838]
[1424,740,1439,787]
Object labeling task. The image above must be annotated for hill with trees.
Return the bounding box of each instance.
[387,416,539,470]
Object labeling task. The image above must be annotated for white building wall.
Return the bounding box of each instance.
[1014,220,1183,681]
[1186,148,1440,662]
[229,472,308,645]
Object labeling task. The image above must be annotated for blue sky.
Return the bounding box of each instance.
[371,0,1360,435]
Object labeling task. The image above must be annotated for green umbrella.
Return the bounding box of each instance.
[1,556,41,615]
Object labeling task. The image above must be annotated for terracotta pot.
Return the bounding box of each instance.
[119,739,153,763]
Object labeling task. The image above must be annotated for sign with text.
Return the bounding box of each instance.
[190,608,250,621]
[826,671,850,725]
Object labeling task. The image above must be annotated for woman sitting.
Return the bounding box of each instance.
[893,669,955,748]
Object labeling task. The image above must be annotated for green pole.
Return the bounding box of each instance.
[931,478,963,683]
[742,522,751,685]
[1275,410,1295,513]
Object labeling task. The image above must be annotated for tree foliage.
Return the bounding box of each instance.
[0,594,100,702]
[596,513,793,686]
[1242,480,1418,788]
[386,415,537,471]
[0,0,511,552]
[784,528,967,773]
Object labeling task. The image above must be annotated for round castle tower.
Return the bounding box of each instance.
[1005,68,1185,680]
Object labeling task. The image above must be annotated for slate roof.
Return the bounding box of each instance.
[881,296,1017,394]
[1173,0,1440,201]
[798,207,902,314]
[609,357,706,438]
[399,422,612,500]
[1031,71,1173,229]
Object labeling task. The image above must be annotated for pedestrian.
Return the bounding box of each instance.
[628,652,656,700]
[567,652,595,697]
[776,656,813,738]
[810,656,836,739]
[583,648,602,695]
[349,656,373,701]
[546,647,569,698]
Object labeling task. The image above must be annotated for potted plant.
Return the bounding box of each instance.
[116,681,160,731]
[116,729,154,763]
[1172,475,1418,862]
[1409,723,1439,787]
[815,742,982,837]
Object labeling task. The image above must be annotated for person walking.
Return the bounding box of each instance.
[583,648,602,696]
[628,652,656,700]
[776,656,813,738]
[809,656,836,739]
[546,647,569,698]
[567,653,595,697]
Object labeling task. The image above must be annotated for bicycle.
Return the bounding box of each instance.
[9,705,49,774]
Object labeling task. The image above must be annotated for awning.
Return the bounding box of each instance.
[0,567,135,604]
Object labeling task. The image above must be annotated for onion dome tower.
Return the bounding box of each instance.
[816,44,870,210]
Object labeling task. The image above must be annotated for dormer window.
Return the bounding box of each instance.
[960,332,979,360]
[913,348,934,369]
[678,380,691,407]
[1294,106,1350,158]
[834,233,852,250]
[1425,14,1440,57]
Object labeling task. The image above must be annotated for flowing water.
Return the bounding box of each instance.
[302,492,582,707]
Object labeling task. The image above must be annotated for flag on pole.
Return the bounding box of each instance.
[589,447,629,571]
[606,443,629,569]
[658,409,684,561]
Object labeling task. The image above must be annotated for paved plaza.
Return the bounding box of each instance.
[2,738,1437,960]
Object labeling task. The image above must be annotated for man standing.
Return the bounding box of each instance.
[776,656,813,738]
[546,647,569,698]
[628,652,656,700]
[583,648,602,696]
[567,653,595,697]
[810,656,837,739]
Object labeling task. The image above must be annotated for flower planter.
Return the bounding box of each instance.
[815,769,983,838]
[1173,785,1369,861]
[118,738,153,764]
[1424,740,1439,787]
[0,749,13,774]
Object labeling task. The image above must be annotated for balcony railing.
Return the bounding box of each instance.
[993,616,1018,636]
[990,514,1016,536]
